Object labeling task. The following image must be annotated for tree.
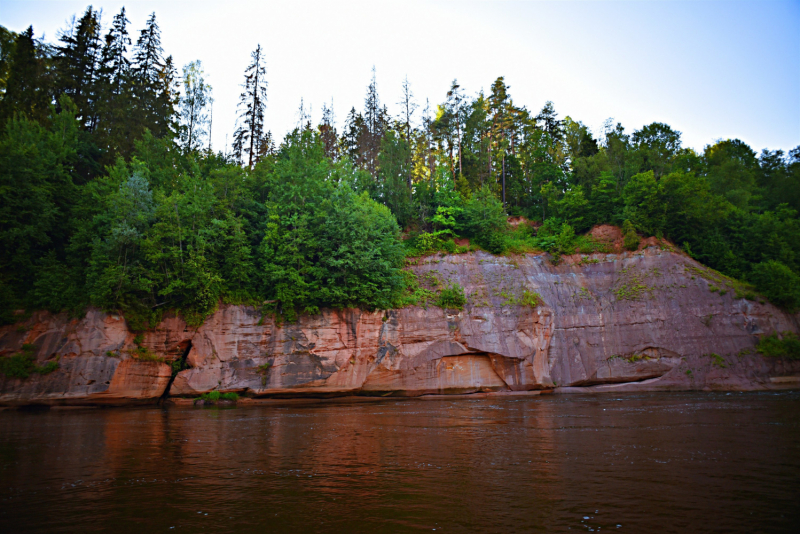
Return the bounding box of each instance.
[178,60,211,153]
[0,26,53,126]
[623,170,664,235]
[318,99,338,161]
[95,8,132,161]
[704,139,757,209]
[0,25,16,97]
[130,13,175,140]
[360,67,388,177]
[55,6,102,130]
[630,122,681,179]
[397,76,417,197]
[749,260,800,312]
[232,44,269,168]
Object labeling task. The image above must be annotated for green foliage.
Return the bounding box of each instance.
[395,270,438,308]
[405,230,457,256]
[461,185,507,254]
[0,343,59,378]
[748,260,800,312]
[707,353,727,368]
[435,282,466,310]
[756,332,800,360]
[622,220,640,251]
[197,390,239,403]
[521,290,541,307]
[0,5,798,328]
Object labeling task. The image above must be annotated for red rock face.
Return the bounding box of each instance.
[1,248,798,405]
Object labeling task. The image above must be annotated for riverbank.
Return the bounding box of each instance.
[2,248,799,406]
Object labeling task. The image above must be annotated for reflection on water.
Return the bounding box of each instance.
[1,392,799,533]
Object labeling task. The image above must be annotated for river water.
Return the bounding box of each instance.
[1,392,798,533]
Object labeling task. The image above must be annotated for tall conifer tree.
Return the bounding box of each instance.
[55,7,102,130]
[0,26,52,125]
[232,44,268,168]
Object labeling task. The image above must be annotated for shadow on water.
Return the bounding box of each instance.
[1,391,799,533]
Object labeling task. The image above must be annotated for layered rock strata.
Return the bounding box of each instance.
[1,248,798,405]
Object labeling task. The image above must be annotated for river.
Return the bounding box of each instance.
[1,392,798,533]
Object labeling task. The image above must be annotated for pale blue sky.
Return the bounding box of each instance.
[2,0,799,155]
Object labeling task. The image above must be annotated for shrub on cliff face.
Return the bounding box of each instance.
[0,344,59,379]
[436,283,466,310]
[461,185,508,254]
[622,220,640,251]
[749,260,800,312]
[756,332,800,360]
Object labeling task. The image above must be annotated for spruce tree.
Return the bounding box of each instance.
[318,100,338,161]
[0,26,52,126]
[55,6,102,130]
[131,13,168,138]
[361,67,387,177]
[95,8,131,161]
[232,44,268,168]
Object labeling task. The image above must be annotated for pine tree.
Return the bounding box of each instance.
[232,45,268,168]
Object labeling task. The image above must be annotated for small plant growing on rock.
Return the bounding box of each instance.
[521,290,541,308]
[196,391,239,405]
[436,283,467,310]
[256,362,272,386]
[707,353,727,368]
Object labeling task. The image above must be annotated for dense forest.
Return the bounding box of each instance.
[1,6,799,329]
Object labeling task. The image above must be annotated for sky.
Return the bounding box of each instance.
[2,0,799,155]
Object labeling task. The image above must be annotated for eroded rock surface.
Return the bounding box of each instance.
[1,248,798,405]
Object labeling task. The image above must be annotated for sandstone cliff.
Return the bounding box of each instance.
[1,247,798,405]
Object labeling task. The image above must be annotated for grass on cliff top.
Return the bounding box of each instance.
[403,222,612,261]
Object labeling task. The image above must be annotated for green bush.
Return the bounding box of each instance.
[521,290,541,307]
[461,185,507,254]
[197,390,239,403]
[436,282,466,310]
[756,332,800,360]
[0,344,59,379]
[622,220,640,251]
[475,230,507,255]
[749,260,800,312]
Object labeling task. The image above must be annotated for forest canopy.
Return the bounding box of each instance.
[1,7,799,328]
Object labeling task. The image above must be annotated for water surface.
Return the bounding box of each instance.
[1,392,798,533]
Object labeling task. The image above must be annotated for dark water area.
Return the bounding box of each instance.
[1,392,799,533]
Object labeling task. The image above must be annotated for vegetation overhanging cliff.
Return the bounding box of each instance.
[1,246,798,406]
[1,7,799,404]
